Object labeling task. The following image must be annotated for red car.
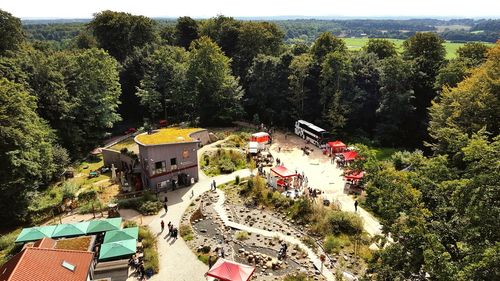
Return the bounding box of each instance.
[124,127,137,135]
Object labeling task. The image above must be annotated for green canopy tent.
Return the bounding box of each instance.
[87,218,122,234]
[51,222,90,238]
[98,239,137,260]
[103,227,139,243]
[15,225,57,243]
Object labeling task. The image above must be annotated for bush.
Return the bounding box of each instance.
[78,189,97,201]
[138,201,163,215]
[78,199,104,214]
[289,199,313,221]
[235,231,249,240]
[235,175,240,185]
[325,211,363,235]
[123,220,138,228]
[301,236,318,252]
[179,224,193,241]
[117,193,162,215]
[200,149,247,176]
[62,182,79,200]
[139,226,159,273]
[198,245,211,253]
[324,234,351,254]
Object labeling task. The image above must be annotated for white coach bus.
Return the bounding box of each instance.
[294,120,331,148]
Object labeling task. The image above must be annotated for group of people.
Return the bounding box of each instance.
[278,243,288,260]
[161,220,178,240]
[129,255,146,280]
[334,156,349,168]
[306,187,322,198]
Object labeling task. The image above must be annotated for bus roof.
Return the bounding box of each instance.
[297,120,326,133]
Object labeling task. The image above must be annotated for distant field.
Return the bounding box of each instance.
[342,37,494,59]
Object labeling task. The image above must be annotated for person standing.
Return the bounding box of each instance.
[208,256,213,268]
[213,180,216,190]
[164,202,168,213]
[354,200,358,212]
[160,220,165,232]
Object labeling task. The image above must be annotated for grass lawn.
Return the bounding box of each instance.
[108,137,138,153]
[342,37,494,59]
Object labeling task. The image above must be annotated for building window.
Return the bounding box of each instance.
[154,161,166,174]
[183,149,189,158]
[170,158,177,166]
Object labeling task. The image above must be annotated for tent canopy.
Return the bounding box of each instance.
[206,259,255,281]
[15,225,57,243]
[271,166,297,178]
[341,151,358,161]
[87,218,122,234]
[52,222,89,238]
[104,227,139,243]
[99,239,137,260]
[328,141,346,153]
[344,171,364,180]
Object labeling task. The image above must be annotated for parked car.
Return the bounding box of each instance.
[281,189,303,199]
[124,127,137,135]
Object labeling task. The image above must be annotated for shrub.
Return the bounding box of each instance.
[78,199,104,214]
[139,226,159,273]
[301,236,318,252]
[117,193,162,215]
[199,245,211,253]
[123,220,138,228]
[180,224,193,241]
[324,234,351,254]
[325,211,363,235]
[78,189,97,201]
[62,182,79,200]
[235,231,249,240]
[138,201,163,215]
[235,175,240,185]
[289,199,313,221]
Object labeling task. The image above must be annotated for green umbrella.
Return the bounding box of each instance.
[52,222,90,238]
[87,217,122,233]
[15,225,57,243]
[103,227,139,243]
[99,239,137,260]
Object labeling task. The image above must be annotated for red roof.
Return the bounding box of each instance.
[271,165,297,178]
[206,259,255,281]
[0,247,93,281]
[342,151,358,161]
[327,141,346,148]
[32,237,56,249]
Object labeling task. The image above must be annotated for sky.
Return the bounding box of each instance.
[2,0,499,19]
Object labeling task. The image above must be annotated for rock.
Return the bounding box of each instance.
[200,229,207,233]
[238,248,245,254]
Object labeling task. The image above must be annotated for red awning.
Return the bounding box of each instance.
[341,151,358,161]
[271,166,297,178]
[344,171,364,180]
[327,141,346,148]
[206,259,255,281]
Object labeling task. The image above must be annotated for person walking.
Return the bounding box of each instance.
[354,200,358,212]
[160,220,165,232]
[191,189,194,198]
[164,202,168,213]
[208,256,213,268]
[212,180,216,190]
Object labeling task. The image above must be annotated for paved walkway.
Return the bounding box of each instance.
[145,168,252,281]
[213,189,336,281]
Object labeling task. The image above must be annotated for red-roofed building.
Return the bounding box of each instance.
[0,246,94,281]
[32,237,56,249]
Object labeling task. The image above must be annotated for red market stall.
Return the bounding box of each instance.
[206,259,255,281]
[251,132,270,144]
[344,170,364,182]
[269,165,298,189]
[341,151,358,162]
[327,141,347,153]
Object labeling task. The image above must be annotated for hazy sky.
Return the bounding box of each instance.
[2,0,499,19]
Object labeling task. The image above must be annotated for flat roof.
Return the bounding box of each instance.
[134,127,203,146]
